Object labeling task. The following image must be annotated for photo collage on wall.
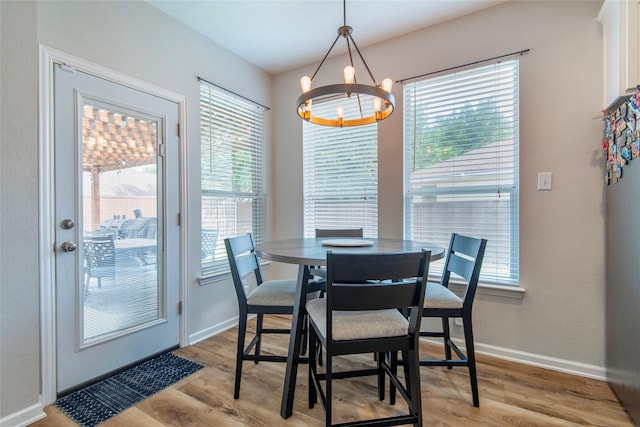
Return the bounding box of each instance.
[602,87,640,185]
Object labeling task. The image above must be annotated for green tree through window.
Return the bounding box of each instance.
[413,98,511,169]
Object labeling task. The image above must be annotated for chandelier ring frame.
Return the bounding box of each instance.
[296,83,395,127]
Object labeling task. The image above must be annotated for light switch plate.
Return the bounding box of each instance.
[537,172,552,190]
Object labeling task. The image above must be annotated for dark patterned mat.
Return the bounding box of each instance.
[55,352,203,427]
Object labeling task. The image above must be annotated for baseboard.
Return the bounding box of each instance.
[427,338,607,381]
[0,401,45,427]
[476,341,607,380]
[189,318,607,381]
[188,316,240,345]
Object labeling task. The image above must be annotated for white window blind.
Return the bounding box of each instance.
[200,82,266,278]
[303,98,378,237]
[403,60,519,284]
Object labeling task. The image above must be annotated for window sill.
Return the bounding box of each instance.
[198,264,524,299]
[198,272,231,286]
[198,260,271,286]
[449,281,526,299]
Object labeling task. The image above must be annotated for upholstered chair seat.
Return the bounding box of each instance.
[424,282,463,309]
[246,279,298,306]
[306,299,409,341]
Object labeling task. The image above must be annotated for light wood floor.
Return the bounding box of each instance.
[32,315,634,427]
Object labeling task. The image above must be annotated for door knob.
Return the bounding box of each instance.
[61,219,75,229]
[61,241,77,252]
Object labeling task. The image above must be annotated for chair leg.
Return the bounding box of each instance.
[377,352,385,401]
[442,316,452,368]
[402,348,412,397]
[300,314,308,356]
[463,314,480,407]
[325,353,332,427]
[234,314,248,399]
[389,350,398,405]
[255,313,263,363]
[308,326,318,408]
[404,348,423,427]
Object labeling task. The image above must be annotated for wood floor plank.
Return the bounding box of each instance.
[30,315,635,427]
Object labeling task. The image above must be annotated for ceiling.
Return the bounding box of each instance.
[147,0,508,75]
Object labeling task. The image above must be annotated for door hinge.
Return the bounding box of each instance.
[177,212,181,226]
[178,301,183,315]
[177,123,181,137]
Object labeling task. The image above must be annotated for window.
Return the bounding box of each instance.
[403,60,519,284]
[303,98,378,237]
[200,82,266,278]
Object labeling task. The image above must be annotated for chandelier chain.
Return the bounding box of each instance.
[296,0,395,127]
[310,33,342,81]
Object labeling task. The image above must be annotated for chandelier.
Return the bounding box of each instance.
[296,0,395,127]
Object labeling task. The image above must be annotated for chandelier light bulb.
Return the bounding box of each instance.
[381,78,393,93]
[300,76,312,93]
[343,65,355,84]
[295,1,395,127]
[373,97,382,112]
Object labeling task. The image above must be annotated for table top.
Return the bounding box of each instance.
[255,237,445,266]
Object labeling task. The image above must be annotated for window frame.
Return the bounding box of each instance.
[403,60,520,286]
[302,97,379,237]
[199,82,267,282]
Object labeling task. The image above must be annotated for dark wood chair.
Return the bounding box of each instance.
[307,250,431,427]
[224,233,317,399]
[311,228,364,280]
[418,233,487,407]
[83,236,116,290]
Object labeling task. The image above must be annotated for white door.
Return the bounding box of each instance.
[54,64,180,392]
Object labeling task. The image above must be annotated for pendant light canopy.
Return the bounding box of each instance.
[296,0,395,127]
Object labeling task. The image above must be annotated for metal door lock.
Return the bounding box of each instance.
[61,241,77,252]
[61,219,75,229]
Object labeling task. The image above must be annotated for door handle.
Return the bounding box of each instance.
[61,219,75,229]
[61,241,77,252]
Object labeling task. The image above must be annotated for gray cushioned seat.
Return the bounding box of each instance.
[424,282,462,309]
[246,279,297,306]
[306,298,409,341]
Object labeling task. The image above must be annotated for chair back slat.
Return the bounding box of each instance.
[446,253,475,283]
[315,228,363,238]
[327,251,430,313]
[234,252,260,278]
[441,234,487,306]
[332,281,419,311]
[226,233,255,257]
[225,233,263,305]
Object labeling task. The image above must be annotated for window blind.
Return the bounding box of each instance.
[403,60,519,284]
[303,98,378,237]
[200,82,266,277]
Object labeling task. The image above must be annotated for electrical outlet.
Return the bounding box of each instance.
[454,319,463,327]
[537,172,552,190]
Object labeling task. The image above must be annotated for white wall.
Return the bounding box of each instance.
[0,0,272,423]
[0,0,41,421]
[0,0,608,424]
[272,0,606,369]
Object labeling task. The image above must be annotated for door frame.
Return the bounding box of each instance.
[38,45,189,405]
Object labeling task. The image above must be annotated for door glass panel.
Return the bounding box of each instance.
[80,101,163,346]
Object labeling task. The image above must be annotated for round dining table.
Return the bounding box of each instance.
[255,237,445,419]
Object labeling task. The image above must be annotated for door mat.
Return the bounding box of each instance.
[54,352,203,427]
